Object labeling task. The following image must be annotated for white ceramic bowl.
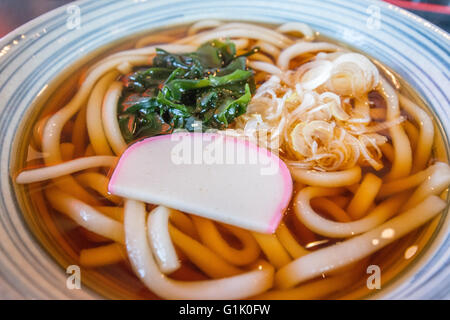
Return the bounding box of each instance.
[0,0,448,299]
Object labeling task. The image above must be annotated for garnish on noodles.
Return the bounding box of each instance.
[118,40,257,142]
[232,51,403,171]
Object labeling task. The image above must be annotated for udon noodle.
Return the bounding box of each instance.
[15,21,450,299]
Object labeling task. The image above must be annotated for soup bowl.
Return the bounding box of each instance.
[0,0,448,299]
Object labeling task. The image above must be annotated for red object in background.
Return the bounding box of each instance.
[384,0,450,14]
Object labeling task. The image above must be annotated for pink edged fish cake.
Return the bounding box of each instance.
[109,132,293,233]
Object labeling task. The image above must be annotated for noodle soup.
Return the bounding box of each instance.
[13,21,450,299]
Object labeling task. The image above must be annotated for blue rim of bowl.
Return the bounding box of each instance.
[0,0,448,299]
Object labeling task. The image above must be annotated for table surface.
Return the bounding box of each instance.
[0,0,449,38]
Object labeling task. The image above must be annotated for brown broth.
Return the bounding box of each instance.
[12,23,449,300]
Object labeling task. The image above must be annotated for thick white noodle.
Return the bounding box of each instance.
[124,199,275,300]
[46,187,124,243]
[255,41,281,58]
[277,42,340,70]
[257,271,357,299]
[86,71,118,155]
[91,44,195,66]
[135,35,177,49]
[248,61,282,76]
[42,56,149,164]
[294,187,407,238]
[378,163,446,198]
[403,163,450,210]
[290,166,361,187]
[277,22,315,40]
[216,22,292,45]
[380,78,412,179]
[187,20,223,35]
[179,28,292,49]
[147,206,181,274]
[16,156,117,184]
[399,94,434,172]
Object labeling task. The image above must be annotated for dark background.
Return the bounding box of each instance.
[0,0,448,37]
